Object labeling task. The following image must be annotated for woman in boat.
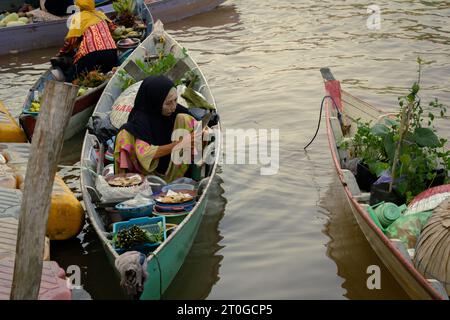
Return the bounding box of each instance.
[114,75,203,183]
[40,0,74,16]
[54,0,118,82]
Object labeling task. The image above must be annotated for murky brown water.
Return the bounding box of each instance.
[1,0,450,299]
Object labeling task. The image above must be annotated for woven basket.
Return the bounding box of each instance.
[414,198,450,295]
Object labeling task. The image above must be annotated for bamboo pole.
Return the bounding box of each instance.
[10,81,78,300]
[389,100,414,193]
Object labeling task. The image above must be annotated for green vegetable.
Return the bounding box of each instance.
[2,13,19,24]
[112,224,163,249]
[181,87,215,110]
[6,21,26,27]
[118,54,179,90]
[112,0,135,16]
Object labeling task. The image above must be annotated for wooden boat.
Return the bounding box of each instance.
[0,1,115,56]
[0,0,225,56]
[18,0,153,142]
[79,24,220,299]
[0,0,110,12]
[321,67,449,300]
[146,0,225,23]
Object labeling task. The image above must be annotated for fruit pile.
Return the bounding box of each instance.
[29,101,40,113]
[112,26,141,41]
[0,12,31,28]
[72,70,108,88]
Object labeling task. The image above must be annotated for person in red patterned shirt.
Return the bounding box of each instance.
[53,0,118,82]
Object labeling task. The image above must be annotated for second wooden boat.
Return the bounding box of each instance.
[19,0,153,141]
[146,0,225,23]
[320,67,449,300]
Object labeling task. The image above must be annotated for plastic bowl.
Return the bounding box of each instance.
[117,38,140,50]
[115,199,154,220]
[161,183,195,193]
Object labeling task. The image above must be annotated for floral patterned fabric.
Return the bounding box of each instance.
[114,113,198,183]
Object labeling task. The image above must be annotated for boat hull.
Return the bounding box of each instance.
[147,0,225,23]
[0,4,114,56]
[1,0,224,56]
[322,68,445,300]
[141,198,207,299]
[80,26,220,299]
[19,83,105,141]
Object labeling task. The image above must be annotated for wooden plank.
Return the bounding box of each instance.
[0,257,70,300]
[0,218,50,261]
[123,60,148,82]
[342,169,361,196]
[10,81,78,300]
[165,59,190,82]
[341,90,382,123]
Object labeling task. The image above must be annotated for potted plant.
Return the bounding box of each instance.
[340,120,389,191]
[342,58,449,203]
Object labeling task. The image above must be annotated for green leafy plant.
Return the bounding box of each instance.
[118,53,181,90]
[118,48,189,90]
[112,0,136,27]
[342,58,449,202]
[112,0,135,16]
[136,53,177,76]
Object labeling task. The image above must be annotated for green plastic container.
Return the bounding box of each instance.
[367,202,406,232]
[377,202,404,228]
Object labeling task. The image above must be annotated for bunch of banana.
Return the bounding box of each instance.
[30,101,40,113]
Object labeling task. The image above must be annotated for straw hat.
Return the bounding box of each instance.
[414,198,450,295]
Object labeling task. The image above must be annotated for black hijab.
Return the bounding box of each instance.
[120,75,190,173]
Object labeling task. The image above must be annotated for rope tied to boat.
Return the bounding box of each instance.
[303,95,340,150]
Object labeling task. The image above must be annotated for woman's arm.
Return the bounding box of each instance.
[153,141,179,159]
[58,37,79,56]
[153,131,199,159]
[107,20,118,33]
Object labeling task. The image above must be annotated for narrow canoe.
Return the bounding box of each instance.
[0,0,225,56]
[0,2,116,56]
[321,67,449,300]
[80,23,220,299]
[0,1,109,12]
[18,1,153,142]
[146,0,225,23]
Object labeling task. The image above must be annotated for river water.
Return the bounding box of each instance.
[1,0,449,299]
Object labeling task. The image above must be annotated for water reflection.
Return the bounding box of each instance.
[163,174,226,299]
[321,175,409,299]
[167,4,240,30]
[50,223,128,300]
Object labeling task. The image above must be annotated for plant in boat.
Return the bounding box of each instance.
[342,58,449,202]
[118,53,180,90]
[112,0,136,27]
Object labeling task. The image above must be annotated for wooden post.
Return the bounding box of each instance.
[10,81,78,300]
